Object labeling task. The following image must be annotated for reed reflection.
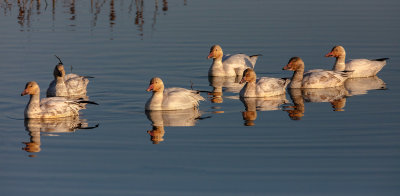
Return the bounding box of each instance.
[3,0,185,37]
[133,0,144,37]
[145,108,203,144]
[22,117,98,156]
[240,95,288,126]
[68,0,76,22]
[284,87,349,120]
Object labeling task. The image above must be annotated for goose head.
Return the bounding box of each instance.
[239,68,257,84]
[283,56,305,71]
[21,81,40,96]
[207,45,223,59]
[325,45,346,58]
[53,63,66,78]
[146,77,164,92]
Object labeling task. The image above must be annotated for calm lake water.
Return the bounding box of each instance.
[1,0,400,195]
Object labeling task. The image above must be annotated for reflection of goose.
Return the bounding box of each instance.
[241,111,257,126]
[145,108,202,127]
[208,76,244,93]
[207,45,261,76]
[46,58,90,98]
[302,86,348,103]
[302,86,348,111]
[239,68,289,97]
[283,57,348,88]
[147,126,165,144]
[240,94,288,126]
[145,108,202,144]
[284,89,305,120]
[208,76,244,103]
[21,81,96,118]
[22,117,98,154]
[241,94,288,112]
[285,87,348,120]
[344,76,387,96]
[145,77,204,110]
[325,45,388,78]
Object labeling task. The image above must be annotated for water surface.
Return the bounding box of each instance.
[1,0,400,195]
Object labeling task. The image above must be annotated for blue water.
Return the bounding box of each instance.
[1,0,400,195]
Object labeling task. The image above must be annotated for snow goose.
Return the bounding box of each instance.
[239,68,290,97]
[283,57,348,89]
[207,45,261,76]
[325,45,388,78]
[145,77,205,110]
[46,57,89,98]
[22,81,95,119]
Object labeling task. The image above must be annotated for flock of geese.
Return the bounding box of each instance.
[21,45,388,119]
[20,45,389,147]
[145,44,387,111]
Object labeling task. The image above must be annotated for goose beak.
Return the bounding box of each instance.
[21,90,29,96]
[239,77,246,84]
[282,64,290,70]
[325,52,334,57]
[146,84,154,92]
[207,52,214,59]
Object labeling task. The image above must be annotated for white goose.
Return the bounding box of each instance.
[325,45,388,78]
[207,45,261,77]
[239,68,290,97]
[283,57,348,89]
[21,81,95,119]
[145,77,205,110]
[46,58,90,98]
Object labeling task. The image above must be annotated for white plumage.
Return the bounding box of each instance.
[207,45,260,76]
[145,77,205,110]
[239,68,289,97]
[47,63,89,98]
[325,45,388,78]
[283,57,348,89]
[22,81,90,119]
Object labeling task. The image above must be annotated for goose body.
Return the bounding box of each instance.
[22,81,89,119]
[283,57,348,89]
[145,77,204,110]
[239,68,289,97]
[207,45,260,77]
[325,45,388,78]
[46,63,89,98]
